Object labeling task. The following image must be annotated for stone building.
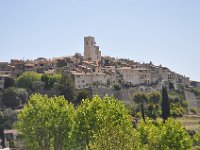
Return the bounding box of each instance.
[34,57,56,73]
[70,71,108,89]
[117,67,140,85]
[84,36,101,62]
[10,59,25,76]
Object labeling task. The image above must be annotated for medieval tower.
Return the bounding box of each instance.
[84,36,101,62]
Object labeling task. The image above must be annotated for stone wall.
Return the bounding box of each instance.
[184,91,198,110]
[86,87,143,105]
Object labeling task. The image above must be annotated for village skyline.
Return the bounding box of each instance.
[0,36,198,83]
[0,0,200,81]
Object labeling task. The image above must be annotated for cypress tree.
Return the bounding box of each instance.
[161,86,170,123]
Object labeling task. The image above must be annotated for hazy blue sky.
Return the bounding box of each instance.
[0,0,200,81]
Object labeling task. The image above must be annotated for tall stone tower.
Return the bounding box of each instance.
[84,36,101,62]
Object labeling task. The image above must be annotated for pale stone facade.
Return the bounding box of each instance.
[71,72,107,89]
[182,77,190,87]
[84,36,101,62]
[117,67,140,85]
[136,68,152,84]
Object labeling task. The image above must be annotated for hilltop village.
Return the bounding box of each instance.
[1,37,200,149]
[0,36,191,92]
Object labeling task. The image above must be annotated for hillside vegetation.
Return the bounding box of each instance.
[1,72,200,149]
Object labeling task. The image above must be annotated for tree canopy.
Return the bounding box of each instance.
[1,87,28,109]
[17,94,75,150]
[41,73,61,90]
[74,96,133,149]
[148,91,161,118]
[16,93,194,150]
[4,76,15,89]
[133,92,148,121]
[136,118,192,150]
[53,74,75,102]
[16,72,41,90]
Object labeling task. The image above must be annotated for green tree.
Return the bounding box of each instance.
[194,126,200,149]
[17,88,29,104]
[148,91,161,118]
[137,118,192,150]
[75,89,90,104]
[41,74,61,90]
[32,81,45,92]
[16,72,41,90]
[1,87,28,109]
[2,87,20,109]
[17,94,75,150]
[136,118,161,149]
[4,76,15,89]
[160,118,192,149]
[53,74,75,102]
[161,86,170,123]
[133,92,148,122]
[74,96,133,150]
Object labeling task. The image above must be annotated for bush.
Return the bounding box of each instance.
[137,118,192,149]
[113,84,122,90]
[171,103,184,117]
[16,72,41,90]
[190,107,197,114]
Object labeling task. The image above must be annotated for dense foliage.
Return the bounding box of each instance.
[132,91,161,120]
[53,74,75,102]
[4,76,15,89]
[148,91,161,118]
[75,96,133,149]
[1,71,198,149]
[1,73,78,109]
[16,94,194,150]
[168,90,188,117]
[133,92,148,121]
[17,94,75,150]
[136,118,192,150]
[1,87,28,109]
[41,73,61,90]
[16,72,41,90]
